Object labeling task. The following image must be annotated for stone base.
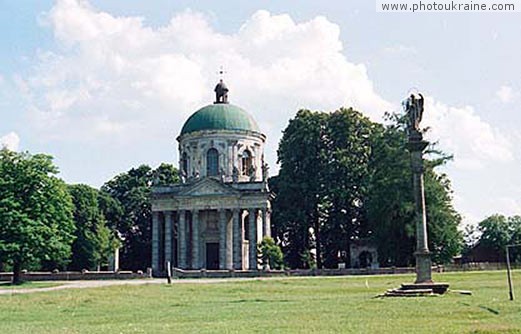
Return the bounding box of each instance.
[382,282,450,297]
[415,251,432,284]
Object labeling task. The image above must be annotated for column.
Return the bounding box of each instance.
[233,209,242,270]
[408,138,432,284]
[262,208,272,238]
[164,211,173,270]
[178,210,187,269]
[192,210,200,269]
[226,213,233,269]
[219,209,227,270]
[151,211,160,275]
[248,209,258,270]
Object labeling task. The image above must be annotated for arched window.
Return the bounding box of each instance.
[206,148,219,176]
[241,150,252,176]
[181,152,188,174]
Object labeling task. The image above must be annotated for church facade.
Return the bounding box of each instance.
[150,81,271,275]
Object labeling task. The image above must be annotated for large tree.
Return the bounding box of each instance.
[366,114,463,266]
[67,184,120,271]
[101,163,179,270]
[273,109,463,269]
[473,214,521,262]
[0,149,75,284]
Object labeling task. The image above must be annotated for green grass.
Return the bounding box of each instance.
[1,271,520,333]
[0,281,61,290]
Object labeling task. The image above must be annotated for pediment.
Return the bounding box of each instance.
[179,178,238,196]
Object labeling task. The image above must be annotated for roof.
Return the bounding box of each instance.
[180,103,261,135]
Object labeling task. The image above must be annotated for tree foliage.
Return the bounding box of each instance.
[258,236,285,270]
[272,109,463,269]
[101,163,179,270]
[67,184,120,271]
[0,149,75,283]
[474,214,521,262]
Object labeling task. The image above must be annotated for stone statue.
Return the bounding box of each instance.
[193,168,200,179]
[404,93,424,133]
[262,162,269,183]
[232,166,239,183]
[180,170,187,184]
[214,79,229,104]
[248,164,256,182]
[151,170,160,186]
[219,167,226,183]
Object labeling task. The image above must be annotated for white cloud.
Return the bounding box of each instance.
[19,1,515,183]
[423,97,513,170]
[0,132,20,151]
[495,85,516,103]
[23,1,390,146]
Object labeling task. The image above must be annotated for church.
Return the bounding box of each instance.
[150,80,272,275]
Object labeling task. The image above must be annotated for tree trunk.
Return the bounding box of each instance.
[12,261,23,285]
[315,215,322,269]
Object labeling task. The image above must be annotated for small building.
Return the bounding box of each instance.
[350,239,379,269]
[150,81,271,276]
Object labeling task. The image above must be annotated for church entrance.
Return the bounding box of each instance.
[206,243,219,270]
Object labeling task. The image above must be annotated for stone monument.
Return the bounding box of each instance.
[384,93,449,296]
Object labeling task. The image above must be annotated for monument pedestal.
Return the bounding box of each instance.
[414,251,432,284]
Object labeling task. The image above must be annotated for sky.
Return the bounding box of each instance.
[0,0,520,226]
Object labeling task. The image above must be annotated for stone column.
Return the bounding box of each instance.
[262,208,271,238]
[248,209,258,270]
[233,209,242,270]
[178,210,187,269]
[219,209,227,270]
[151,211,160,275]
[408,138,432,284]
[164,211,173,270]
[192,210,200,269]
[226,213,233,269]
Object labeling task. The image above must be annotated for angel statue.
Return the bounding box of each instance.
[403,93,424,133]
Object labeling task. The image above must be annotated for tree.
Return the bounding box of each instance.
[273,108,463,269]
[0,149,75,284]
[366,114,463,266]
[272,110,328,268]
[101,163,179,270]
[475,214,521,262]
[67,184,120,271]
[258,236,284,270]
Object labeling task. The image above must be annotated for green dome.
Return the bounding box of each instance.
[180,103,260,135]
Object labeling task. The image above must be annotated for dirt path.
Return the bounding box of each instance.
[0,277,277,295]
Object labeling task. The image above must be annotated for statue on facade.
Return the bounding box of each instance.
[248,164,257,182]
[180,170,187,184]
[403,93,424,134]
[193,168,200,179]
[219,167,226,183]
[261,162,269,183]
[232,166,239,183]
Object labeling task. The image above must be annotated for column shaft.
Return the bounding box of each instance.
[248,209,258,270]
[219,209,227,270]
[151,211,160,274]
[178,210,187,269]
[192,210,200,269]
[226,213,233,269]
[164,211,173,269]
[233,209,242,270]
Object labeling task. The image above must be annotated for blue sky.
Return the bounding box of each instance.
[1,0,520,226]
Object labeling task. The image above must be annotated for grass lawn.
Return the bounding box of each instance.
[0,281,61,290]
[0,270,520,333]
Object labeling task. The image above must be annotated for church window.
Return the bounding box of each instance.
[241,150,252,176]
[207,148,219,176]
